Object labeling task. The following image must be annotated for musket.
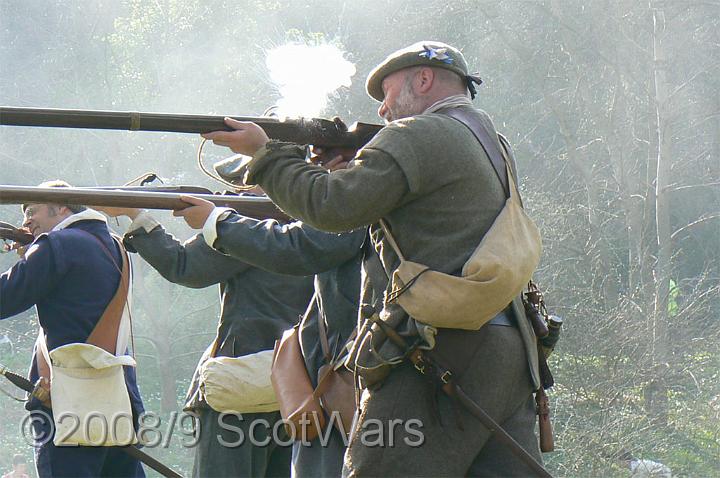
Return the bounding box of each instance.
[0,106,383,149]
[1,186,243,247]
[0,221,34,246]
[370,314,552,478]
[0,185,291,222]
[0,363,183,478]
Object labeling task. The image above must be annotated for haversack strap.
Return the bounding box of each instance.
[317,301,332,362]
[378,219,404,262]
[439,107,520,200]
[35,232,131,392]
[85,235,130,355]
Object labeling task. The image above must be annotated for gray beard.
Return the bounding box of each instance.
[385,91,472,123]
[384,83,422,122]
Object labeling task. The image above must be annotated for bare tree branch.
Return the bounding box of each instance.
[671,214,720,239]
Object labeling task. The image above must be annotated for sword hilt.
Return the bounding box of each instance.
[0,364,34,393]
[0,364,51,406]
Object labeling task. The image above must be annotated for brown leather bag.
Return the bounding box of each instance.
[270,325,326,441]
[315,318,357,439]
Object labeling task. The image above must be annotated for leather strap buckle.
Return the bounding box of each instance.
[413,355,426,374]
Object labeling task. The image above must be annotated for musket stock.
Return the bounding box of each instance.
[0,106,383,149]
[0,185,290,222]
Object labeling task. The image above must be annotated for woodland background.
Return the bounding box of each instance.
[1,1,718,476]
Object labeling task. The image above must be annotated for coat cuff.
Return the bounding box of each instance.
[202,207,234,248]
[127,211,160,235]
[243,141,309,185]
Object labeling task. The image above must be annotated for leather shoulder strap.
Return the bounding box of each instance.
[80,231,130,355]
[362,232,391,308]
[439,107,515,198]
[35,232,129,382]
[317,307,331,362]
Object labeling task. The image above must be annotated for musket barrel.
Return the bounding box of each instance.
[1,107,217,132]
[0,185,290,222]
[0,106,382,148]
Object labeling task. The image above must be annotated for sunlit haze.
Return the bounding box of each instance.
[266,43,356,118]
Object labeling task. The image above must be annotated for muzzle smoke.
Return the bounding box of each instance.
[266,44,356,118]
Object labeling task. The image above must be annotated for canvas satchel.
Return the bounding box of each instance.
[385,113,542,330]
[43,342,136,446]
[199,349,279,413]
[270,325,326,441]
[37,234,138,446]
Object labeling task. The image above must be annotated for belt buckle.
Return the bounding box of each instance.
[413,356,426,374]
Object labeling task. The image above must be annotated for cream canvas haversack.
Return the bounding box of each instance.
[46,343,137,446]
[199,350,279,413]
[384,136,542,330]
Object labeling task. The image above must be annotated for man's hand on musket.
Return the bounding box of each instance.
[311,147,358,171]
[0,223,32,256]
[173,195,215,229]
[202,117,269,156]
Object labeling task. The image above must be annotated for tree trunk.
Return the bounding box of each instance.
[645,0,673,425]
[135,260,179,414]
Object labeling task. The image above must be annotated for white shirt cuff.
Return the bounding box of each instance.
[128,211,160,234]
[202,207,234,248]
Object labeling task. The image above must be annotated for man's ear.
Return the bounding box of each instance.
[416,67,435,94]
[57,206,73,217]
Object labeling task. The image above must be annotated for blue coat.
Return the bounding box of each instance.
[0,218,144,417]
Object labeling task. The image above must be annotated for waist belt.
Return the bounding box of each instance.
[488,306,515,327]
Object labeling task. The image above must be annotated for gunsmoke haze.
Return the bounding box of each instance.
[266,43,356,118]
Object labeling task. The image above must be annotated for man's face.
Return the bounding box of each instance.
[378,69,423,123]
[22,204,68,237]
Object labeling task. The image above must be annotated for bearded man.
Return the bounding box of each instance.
[178,42,546,477]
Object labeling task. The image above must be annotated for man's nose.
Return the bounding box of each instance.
[378,101,388,119]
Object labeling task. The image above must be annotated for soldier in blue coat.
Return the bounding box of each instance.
[0,182,145,478]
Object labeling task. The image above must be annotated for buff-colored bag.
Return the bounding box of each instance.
[199,350,279,413]
[385,139,541,330]
[45,343,137,446]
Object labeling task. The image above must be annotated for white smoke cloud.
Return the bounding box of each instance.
[266,43,356,118]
